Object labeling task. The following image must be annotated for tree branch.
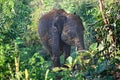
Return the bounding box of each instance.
[99,0,109,25]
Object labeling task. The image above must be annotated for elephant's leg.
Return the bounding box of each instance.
[63,44,71,63]
[51,26,61,67]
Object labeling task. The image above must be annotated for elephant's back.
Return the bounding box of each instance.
[38,17,52,40]
[38,12,54,34]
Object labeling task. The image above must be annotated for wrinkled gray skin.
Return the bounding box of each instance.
[38,9,85,67]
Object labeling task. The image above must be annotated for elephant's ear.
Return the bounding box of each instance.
[53,15,67,33]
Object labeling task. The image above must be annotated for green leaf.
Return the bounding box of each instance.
[96,60,107,74]
[98,43,104,51]
[52,67,66,72]
[14,37,23,45]
[89,43,98,51]
[66,56,73,65]
[116,50,120,61]
[8,0,14,8]
[71,52,77,59]
[45,69,50,80]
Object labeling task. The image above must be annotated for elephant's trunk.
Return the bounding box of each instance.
[77,42,85,52]
[75,36,85,52]
[77,43,84,50]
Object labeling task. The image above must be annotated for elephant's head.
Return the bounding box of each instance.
[60,12,85,51]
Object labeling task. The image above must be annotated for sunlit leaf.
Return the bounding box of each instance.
[52,67,66,72]
[107,30,113,42]
[8,0,14,8]
[45,69,49,80]
[89,43,98,51]
[98,43,104,51]
[66,56,73,65]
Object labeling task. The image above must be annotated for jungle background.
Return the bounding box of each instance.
[0,0,120,80]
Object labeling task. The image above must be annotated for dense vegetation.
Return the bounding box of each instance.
[0,0,120,80]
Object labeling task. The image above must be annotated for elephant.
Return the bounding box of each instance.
[38,9,85,67]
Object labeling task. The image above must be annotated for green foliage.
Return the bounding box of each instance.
[0,0,41,79]
[89,43,98,51]
[0,0,120,80]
